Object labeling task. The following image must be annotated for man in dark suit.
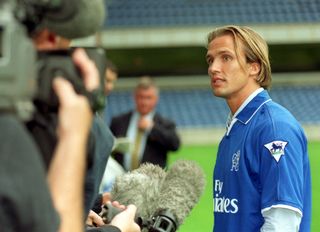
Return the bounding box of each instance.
[110,76,180,171]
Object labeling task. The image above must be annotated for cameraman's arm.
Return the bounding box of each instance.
[48,77,92,232]
[47,49,99,232]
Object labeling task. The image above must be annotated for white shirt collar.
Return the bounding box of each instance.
[226,87,264,135]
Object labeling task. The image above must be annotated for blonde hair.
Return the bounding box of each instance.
[207,25,272,89]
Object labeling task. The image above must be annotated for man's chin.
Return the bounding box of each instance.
[211,88,224,97]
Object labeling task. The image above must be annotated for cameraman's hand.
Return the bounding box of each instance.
[53,48,99,139]
[110,204,141,232]
[53,77,92,139]
[72,48,100,91]
[86,210,105,227]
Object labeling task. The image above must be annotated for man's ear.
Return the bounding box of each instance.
[33,29,58,50]
[249,62,260,77]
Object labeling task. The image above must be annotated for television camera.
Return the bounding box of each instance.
[0,0,106,120]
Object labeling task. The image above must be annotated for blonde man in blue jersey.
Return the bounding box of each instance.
[206,25,311,231]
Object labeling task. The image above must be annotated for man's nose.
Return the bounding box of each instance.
[208,60,221,75]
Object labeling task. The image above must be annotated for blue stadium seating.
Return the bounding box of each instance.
[104,86,320,128]
[104,0,320,28]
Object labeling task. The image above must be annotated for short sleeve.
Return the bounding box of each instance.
[255,117,306,215]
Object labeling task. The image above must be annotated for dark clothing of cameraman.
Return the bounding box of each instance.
[0,115,122,232]
[0,114,59,232]
[26,111,115,215]
[84,115,114,214]
[87,226,121,232]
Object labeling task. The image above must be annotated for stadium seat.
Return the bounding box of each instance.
[104,0,320,28]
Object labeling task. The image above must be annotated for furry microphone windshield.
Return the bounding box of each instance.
[107,160,206,232]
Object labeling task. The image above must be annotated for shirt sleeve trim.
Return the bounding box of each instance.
[261,204,302,217]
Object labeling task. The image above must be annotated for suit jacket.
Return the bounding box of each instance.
[110,111,180,170]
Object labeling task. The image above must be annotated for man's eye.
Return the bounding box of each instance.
[223,55,232,61]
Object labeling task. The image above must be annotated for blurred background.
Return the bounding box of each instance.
[74,0,320,231]
[75,0,320,143]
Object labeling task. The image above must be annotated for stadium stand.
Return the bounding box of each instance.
[105,0,320,27]
[271,85,320,125]
[70,0,320,48]
[105,84,320,128]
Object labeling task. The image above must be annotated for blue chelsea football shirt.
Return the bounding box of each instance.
[213,90,311,232]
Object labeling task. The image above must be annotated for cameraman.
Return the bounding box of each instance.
[29,18,140,232]
[31,27,115,216]
[27,0,115,219]
[0,47,93,231]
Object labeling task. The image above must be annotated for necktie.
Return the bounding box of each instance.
[131,128,143,170]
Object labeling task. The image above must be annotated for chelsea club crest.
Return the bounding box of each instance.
[230,150,240,171]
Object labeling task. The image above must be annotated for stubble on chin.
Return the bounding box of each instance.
[211,85,221,96]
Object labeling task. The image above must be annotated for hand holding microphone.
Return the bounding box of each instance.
[87,202,140,232]
[109,204,141,232]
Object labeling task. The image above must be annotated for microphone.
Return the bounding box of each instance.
[110,162,167,220]
[157,159,206,227]
[105,160,206,231]
[42,0,106,39]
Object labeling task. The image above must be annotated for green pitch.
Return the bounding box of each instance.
[168,141,320,232]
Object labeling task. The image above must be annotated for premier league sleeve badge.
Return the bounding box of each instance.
[264,140,288,162]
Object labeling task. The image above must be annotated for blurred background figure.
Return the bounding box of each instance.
[99,59,125,193]
[104,59,119,95]
[110,76,181,171]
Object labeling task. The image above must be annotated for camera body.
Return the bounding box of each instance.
[0,2,36,120]
[0,0,106,119]
[36,48,106,113]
